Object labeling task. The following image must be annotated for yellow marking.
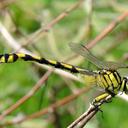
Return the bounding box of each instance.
[114,72,121,83]
[109,73,118,87]
[32,55,41,60]
[106,71,120,89]
[96,75,102,87]
[106,71,111,75]
[17,53,41,60]
[47,60,57,65]
[104,74,112,85]
[8,55,14,62]
[101,76,108,88]
[61,63,73,69]
[120,79,125,92]
[0,56,5,63]
[16,53,26,58]
[82,75,96,85]
[76,67,84,72]
[95,93,109,102]
[96,75,106,88]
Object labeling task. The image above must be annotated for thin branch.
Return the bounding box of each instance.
[78,110,97,128]
[0,21,80,82]
[0,4,128,127]
[67,105,98,128]
[0,0,17,9]
[67,95,112,128]
[101,31,128,55]
[67,11,128,61]
[2,86,92,126]
[86,11,128,49]
[0,69,53,120]
[73,0,94,42]
[19,0,84,49]
[110,0,128,13]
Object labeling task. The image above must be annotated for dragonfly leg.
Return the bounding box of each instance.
[92,93,113,108]
[105,89,116,97]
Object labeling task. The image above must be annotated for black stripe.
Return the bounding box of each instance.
[112,71,120,85]
[0,54,3,58]
[55,62,68,70]
[102,74,109,88]
[105,89,116,97]
[4,54,9,63]
[118,77,125,91]
[39,58,79,73]
[55,62,79,73]
[13,54,18,62]
[39,58,51,65]
[123,77,127,92]
[71,66,79,73]
[22,54,38,61]
[107,73,115,91]
[55,62,63,68]
[99,72,107,88]
[101,76,107,88]
[114,71,121,84]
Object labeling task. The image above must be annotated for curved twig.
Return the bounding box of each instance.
[0,86,92,126]
[67,104,98,128]
[0,69,53,120]
[0,21,80,82]
[19,0,84,49]
[67,94,112,128]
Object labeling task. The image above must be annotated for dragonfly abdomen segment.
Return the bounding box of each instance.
[0,53,85,73]
[39,58,80,73]
[0,53,18,63]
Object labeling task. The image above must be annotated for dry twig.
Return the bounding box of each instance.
[67,11,128,62]
[68,95,112,128]
[0,1,128,127]
[0,21,80,81]
[67,105,98,128]
[0,0,16,9]
[86,11,128,49]
[1,86,92,126]
[19,0,84,49]
[0,69,53,120]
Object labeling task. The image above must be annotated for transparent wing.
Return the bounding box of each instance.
[69,43,128,70]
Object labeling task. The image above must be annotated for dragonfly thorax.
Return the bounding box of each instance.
[96,69,122,94]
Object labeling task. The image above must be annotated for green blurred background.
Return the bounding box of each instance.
[0,0,128,128]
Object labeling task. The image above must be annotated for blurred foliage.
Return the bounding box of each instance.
[0,0,128,128]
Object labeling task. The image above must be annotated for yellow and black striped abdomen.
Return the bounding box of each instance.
[0,53,87,74]
[0,53,41,63]
[96,70,122,92]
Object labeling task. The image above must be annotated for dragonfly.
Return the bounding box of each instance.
[0,43,128,107]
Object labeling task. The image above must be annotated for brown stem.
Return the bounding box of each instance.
[18,0,84,50]
[2,86,92,126]
[0,69,53,120]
